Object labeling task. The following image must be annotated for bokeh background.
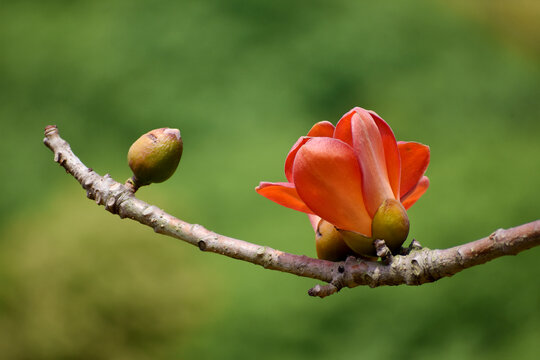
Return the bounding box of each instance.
[1,0,539,359]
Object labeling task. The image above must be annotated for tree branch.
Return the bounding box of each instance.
[43,125,540,298]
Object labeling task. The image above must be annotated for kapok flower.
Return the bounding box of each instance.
[256,107,430,260]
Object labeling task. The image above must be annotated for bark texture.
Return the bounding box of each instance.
[43,125,540,297]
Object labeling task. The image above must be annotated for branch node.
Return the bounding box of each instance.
[256,246,266,256]
[400,238,423,255]
[105,197,116,213]
[95,191,102,205]
[110,183,121,192]
[374,239,393,265]
[142,206,156,217]
[124,177,139,193]
[308,283,339,298]
[410,239,423,250]
[489,228,504,242]
[44,125,58,137]
[83,177,93,188]
[198,239,207,251]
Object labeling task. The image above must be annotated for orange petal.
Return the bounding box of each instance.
[284,137,311,182]
[256,182,314,214]
[397,141,430,198]
[368,110,401,199]
[292,137,372,235]
[401,176,430,210]
[284,122,336,182]
[334,107,394,216]
[307,121,335,137]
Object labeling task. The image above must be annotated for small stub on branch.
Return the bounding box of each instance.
[44,125,58,137]
[374,239,393,265]
[308,283,339,298]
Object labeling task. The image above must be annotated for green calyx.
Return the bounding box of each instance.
[127,128,183,187]
[315,219,354,261]
[339,198,409,256]
[371,198,410,253]
[339,229,377,257]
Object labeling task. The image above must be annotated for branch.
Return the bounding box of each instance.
[43,125,540,298]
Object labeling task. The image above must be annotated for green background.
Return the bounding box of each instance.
[1,0,539,359]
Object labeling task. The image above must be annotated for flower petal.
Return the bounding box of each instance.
[284,137,311,182]
[307,121,335,137]
[308,214,321,232]
[368,110,401,199]
[398,141,430,198]
[284,122,336,182]
[292,137,372,235]
[255,182,314,214]
[334,107,394,216]
[401,176,430,210]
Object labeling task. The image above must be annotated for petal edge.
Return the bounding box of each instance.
[256,182,314,214]
[307,121,335,137]
[398,141,430,198]
[401,176,429,210]
[369,110,401,199]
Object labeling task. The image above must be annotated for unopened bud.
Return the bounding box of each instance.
[127,128,183,187]
[339,229,376,257]
[315,220,353,261]
[371,199,409,254]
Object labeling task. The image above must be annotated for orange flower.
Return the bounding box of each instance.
[256,107,430,258]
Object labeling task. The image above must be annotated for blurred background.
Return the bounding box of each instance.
[1,0,539,359]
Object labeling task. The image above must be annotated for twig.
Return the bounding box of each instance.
[43,125,540,298]
[374,239,393,265]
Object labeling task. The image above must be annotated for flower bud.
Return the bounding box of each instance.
[339,229,376,257]
[127,128,183,187]
[371,198,409,253]
[315,220,353,261]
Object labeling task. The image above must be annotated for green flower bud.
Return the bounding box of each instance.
[339,229,377,257]
[127,128,183,188]
[371,198,410,254]
[315,220,354,261]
